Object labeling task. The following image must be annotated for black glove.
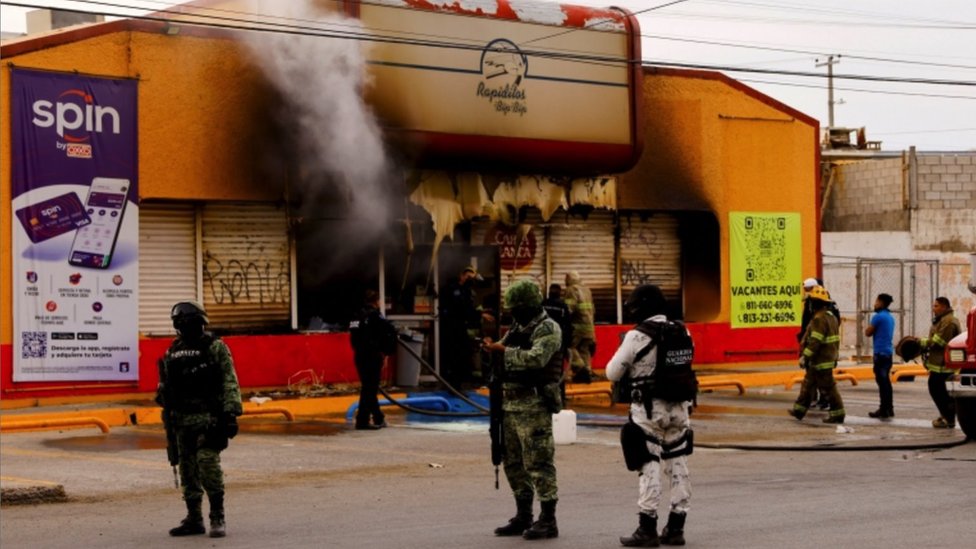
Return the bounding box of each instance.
[224,413,239,439]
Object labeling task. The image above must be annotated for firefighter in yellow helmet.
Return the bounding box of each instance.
[789,286,846,424]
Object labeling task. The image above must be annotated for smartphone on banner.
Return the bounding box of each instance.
[68,177,130,269]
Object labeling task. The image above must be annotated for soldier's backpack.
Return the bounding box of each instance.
[632,320,697,403]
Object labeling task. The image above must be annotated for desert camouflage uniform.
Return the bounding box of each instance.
[606,315,692,517]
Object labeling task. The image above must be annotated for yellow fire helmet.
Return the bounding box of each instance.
[807,285,832,303]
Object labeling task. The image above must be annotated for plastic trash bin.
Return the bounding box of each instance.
[396,332,425,387]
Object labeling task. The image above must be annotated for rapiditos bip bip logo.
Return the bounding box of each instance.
[31,88,122,159]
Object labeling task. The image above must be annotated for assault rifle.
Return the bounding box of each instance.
[487,349,505,490]
[156,358,180,489]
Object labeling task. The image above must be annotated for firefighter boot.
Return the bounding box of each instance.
[620,512,659,547]
[523,500,558,539]
[660,511,687,546]
[208,492,226,538]
[169,498,206,536]
[494,496,533,536]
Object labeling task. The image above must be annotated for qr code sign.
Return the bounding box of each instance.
[22,331,48,359]
[742,216,787,282]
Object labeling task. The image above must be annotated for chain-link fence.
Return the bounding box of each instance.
[823,258,939,361]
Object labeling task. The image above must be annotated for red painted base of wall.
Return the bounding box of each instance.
[1,323,799,400]
[591,323,799,367]
[1,333,361,400]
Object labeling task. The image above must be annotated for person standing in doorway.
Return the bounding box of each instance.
[865,293,896,419]
[564,271,596,384]
[349,290,398,430]
[439,266,493,387]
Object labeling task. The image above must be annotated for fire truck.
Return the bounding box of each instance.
[946,253,976,439]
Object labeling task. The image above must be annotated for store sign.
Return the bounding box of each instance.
[729,212,802,329]
[359,0,640,172]
[486,224,537,271]
[477,39,529,117]
[10,69,139,381]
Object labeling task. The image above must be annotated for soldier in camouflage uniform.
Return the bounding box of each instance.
[564,271,596,383]
[157,301,242,538]
[484,280,563,540]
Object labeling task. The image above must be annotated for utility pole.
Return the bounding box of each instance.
[815,54,841,128]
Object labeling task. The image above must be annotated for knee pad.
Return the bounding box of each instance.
[662,429,694,460]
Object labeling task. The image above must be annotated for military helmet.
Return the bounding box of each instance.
[504,279,543,310]
[807,285,832,303]
[171,301,209,325]
[624,284,666,320]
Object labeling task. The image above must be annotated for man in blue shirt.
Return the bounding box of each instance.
[865,293,896,419]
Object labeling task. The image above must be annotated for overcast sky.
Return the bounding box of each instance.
[3,0,974,151]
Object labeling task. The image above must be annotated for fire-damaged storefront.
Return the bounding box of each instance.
[0,0,820,400]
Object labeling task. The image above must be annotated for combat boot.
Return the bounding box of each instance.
[494,496,533,536]
[620,512,659,547]
[523,500,558,540]
[209,492,226,538]
[169,498,206,536]
[660,511,686,546]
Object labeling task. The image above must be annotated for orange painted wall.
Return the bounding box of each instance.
[620,68,820,324]
[0,25,285,346]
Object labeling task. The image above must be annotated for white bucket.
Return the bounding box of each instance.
[552,409,577,445]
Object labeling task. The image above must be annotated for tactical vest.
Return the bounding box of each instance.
[505,320,564,387]
[164,335,223,414]
[633,320,697,403]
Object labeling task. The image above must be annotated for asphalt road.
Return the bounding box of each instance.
[2,381,973,548]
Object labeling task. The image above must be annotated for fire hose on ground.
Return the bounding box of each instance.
[378,339,972,450]
[368,336,490,418]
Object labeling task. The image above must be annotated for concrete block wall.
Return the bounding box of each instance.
[914,154,976,251]
[825,153,976,249]
[824,157,907,231]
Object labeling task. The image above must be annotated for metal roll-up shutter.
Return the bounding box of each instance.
[473,210,547,297]
[201,203,291,330]
[619,214,682,301]
[550,210,616,322]
[139,203,197,336]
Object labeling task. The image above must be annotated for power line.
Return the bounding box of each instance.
[736,77,976,100]
[5,0,976,89]
[700,0,974,27]
[874,128,976,135]
[521,0,692,46]
[641,9,976,30]
[643,60,976,87]
[642,33,976,70]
